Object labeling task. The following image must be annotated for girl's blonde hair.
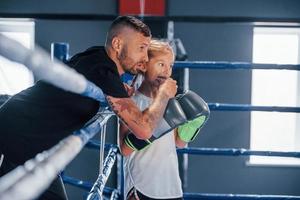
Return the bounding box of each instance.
[148,39,174,61]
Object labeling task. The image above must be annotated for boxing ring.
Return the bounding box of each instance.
[0,35,300,200]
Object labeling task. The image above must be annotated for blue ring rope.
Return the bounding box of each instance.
[61,175,114,196]
[174,61,300,71]
[84,142,300,158]
[183,193,300,200]
[208,103,300,113]
[177,147,300,158]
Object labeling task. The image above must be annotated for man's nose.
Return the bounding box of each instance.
[143,53,149,63]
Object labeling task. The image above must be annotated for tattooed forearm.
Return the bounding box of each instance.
[107,96,141,127]
[107,91,171,138]
[142,91,170,130]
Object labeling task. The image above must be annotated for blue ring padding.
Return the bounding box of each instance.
[85,140,118,151]
[84,141,300,158]
[183,193,300,200]
[61,175,114,196]
[81,82,107,104]
[208,103,300,113]
[177,148,300,158]
[174,61,300,71]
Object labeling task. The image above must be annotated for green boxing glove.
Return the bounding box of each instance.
[178,115,208,143]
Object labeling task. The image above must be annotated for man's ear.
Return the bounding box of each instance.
[111,37,123,54]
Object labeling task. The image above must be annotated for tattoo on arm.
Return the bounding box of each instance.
[108,91,170,134]
[142,92,170,130]
[107,96,140,127]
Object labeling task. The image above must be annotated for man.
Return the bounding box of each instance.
[0,16,177,199]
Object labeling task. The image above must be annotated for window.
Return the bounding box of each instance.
[250,27,300,166]
[0,19,35,95]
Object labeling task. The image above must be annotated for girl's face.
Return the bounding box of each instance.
[144,51,174,87]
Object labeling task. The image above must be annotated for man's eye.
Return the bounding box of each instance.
[159,63,164,67]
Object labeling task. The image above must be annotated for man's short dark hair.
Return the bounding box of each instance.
[106,16,151,46]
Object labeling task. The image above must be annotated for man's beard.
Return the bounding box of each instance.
[118,46,136,75]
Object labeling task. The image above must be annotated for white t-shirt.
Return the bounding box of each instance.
[123,90,183,199]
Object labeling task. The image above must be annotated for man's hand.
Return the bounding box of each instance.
[123,83,135,97]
